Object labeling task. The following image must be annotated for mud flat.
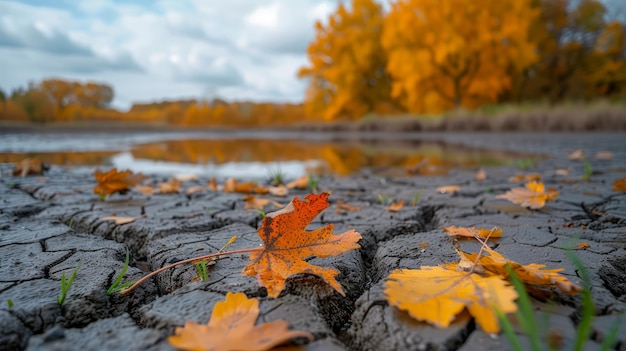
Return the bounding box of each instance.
[1,133,625,351]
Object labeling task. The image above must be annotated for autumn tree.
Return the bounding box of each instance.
[299,0,396,121]
[587,21,626,98]
[382,0,539,114]
[511,0,608,102]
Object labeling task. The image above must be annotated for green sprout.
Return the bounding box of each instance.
[267,164,285,186]
[411,189,424,207]
[195,260,209,281]
[57,259,81,305]
[7,299,13,308]
[583,159,593,181]
[107,249,135,295]
[377,194,394,206]
[308,174,320,193]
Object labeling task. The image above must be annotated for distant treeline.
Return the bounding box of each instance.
[1,0,625,126]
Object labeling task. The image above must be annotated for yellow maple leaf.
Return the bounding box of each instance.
[385,266,517,333]
[168,292,313,351]
[460,246,580,295]
[496,181,558,209]
[93,168,147,197]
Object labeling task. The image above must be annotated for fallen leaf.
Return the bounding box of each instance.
[13,158,47,177]
[286,176,309,189]
[158,179,181,193]
[496,181,558,209]
[335,200,361,214]
[594,151,613,160]
[243,193,361,298]
[436,185,460,194]
[384,266,517,333]
[243,195,283,211]
[168,292,312,351]
[173,173,198,182]
[443,226,502,240]
[268,185,289,196]
[208,177,218,191]
[185,186,206,195]
[94,168,147,197]
[101,216,136,225]
[508,173,542,183]
[613,177,626,192]
[134,185,155,195]
[419,242,430,248]
[568,149,585,160]
[554,169,570,176]
[387,201,405,212]
[475,169,486,181]
[460,246,580,295]
[224,178,268,194]
[576,242,590,249]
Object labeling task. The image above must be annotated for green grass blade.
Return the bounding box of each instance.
[566,251,594,351]
[107,249,131,295]
[496,306,523,351]
[506,265,542,351]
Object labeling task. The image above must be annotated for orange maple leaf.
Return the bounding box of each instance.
[286,176,310,189]
[386,201,405,212]
[93,168,147,197]
[335,199,361,214]
[242,195,283,211]
[168,292,312,351]
[508,173,541,183]
[158,179,181,194]
[613,177,626,192]
[243,193,361,298]
[459,246,580,295]
[496,181,558,209]
[385,266,518,333]
[443,226,502,240]
[224,177,268,194]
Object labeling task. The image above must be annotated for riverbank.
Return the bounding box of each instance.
[0,133,625,350]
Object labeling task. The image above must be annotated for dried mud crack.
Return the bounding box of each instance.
[1,133,626,351]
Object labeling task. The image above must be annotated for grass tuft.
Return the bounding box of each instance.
[57,259,81,305]
[107,249,135,295]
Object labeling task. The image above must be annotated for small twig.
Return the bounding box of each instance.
[120,246,263,295]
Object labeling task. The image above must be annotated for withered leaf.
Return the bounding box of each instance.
[496,181,558,209]
[243,193,361,298]
[168,292,312,351]
[101,216,136,225]
[443,226,502,240]
[94,168,147,197]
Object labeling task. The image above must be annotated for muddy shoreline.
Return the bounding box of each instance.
[1,134,625,350]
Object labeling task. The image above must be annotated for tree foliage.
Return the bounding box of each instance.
[298,0,396,121]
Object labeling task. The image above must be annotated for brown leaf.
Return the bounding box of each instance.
[568,149,585,160]
[496,181,558,209]
[576,242,590,249]
[173,173,198,182]
[335,200,361,214]
[208,177,218,191]
[185,186,206,195]
[168,292,312,351]
[286,176,309,189]
[94,168,147,197]
[243,193,361,298]
[508,173,542,183]
[268,185,289,197]
[594,151,613,160]
[101,216,136,225]
[443,226,502,240]
[13,158,46,177]
[475,169,486,181]
[386,201,405,212]
[158,179,181,194]
[436,185,460,194]
[243,195,283,211]
[134,185,155,195]
[613,177,626,192]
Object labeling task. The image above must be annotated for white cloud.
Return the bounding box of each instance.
[0,0,339,109]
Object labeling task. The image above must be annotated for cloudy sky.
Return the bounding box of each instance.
[0,0,337,109]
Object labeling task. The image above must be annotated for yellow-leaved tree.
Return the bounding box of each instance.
[382,0,539,114]
[298,0,396,121]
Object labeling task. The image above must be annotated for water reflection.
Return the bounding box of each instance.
[0,136,535,178]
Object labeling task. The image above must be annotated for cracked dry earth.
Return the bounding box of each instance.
[1,137,626,351]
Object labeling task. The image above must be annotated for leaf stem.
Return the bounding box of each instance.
[120,246,264,295]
